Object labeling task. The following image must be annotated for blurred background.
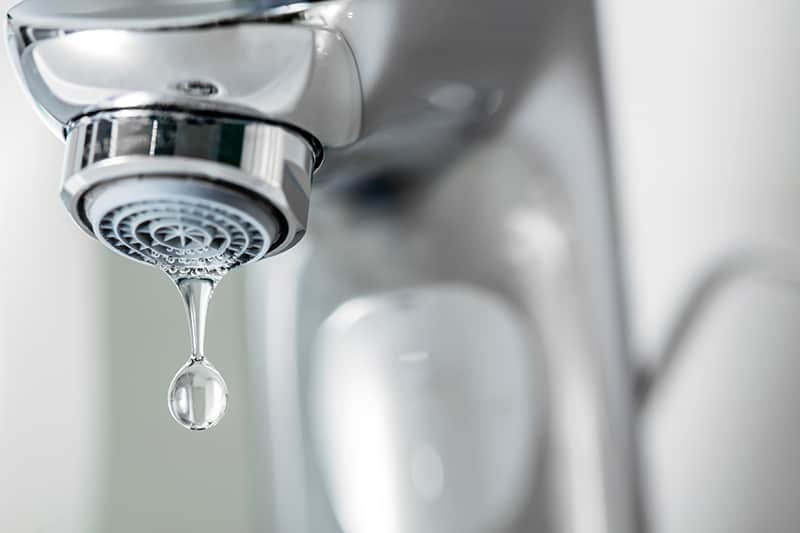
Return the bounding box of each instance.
[0,1,799,532]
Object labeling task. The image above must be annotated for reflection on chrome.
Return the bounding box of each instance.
[311,286,540,533]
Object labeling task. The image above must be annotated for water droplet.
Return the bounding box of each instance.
[166,276,229,430]
[168,357,228,430]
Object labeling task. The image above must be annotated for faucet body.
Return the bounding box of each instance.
[7,0,537,258]
[6,1,644,532]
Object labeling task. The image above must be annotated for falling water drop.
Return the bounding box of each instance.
[167,277,229,430]
[168,357,228,431]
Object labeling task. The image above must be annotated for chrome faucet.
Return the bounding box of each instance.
[6,1,645,532]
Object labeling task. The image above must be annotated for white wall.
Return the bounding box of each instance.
[601,2,800,531]
[0,1,104,526]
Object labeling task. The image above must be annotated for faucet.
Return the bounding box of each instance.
[6,1,645,532]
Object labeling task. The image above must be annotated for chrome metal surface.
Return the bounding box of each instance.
[311,286,541,533]
[7,0,539,182]
[6,0,362,147]
[64,111,315,258]
[6,0,327,28]
[6,0,543,263]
